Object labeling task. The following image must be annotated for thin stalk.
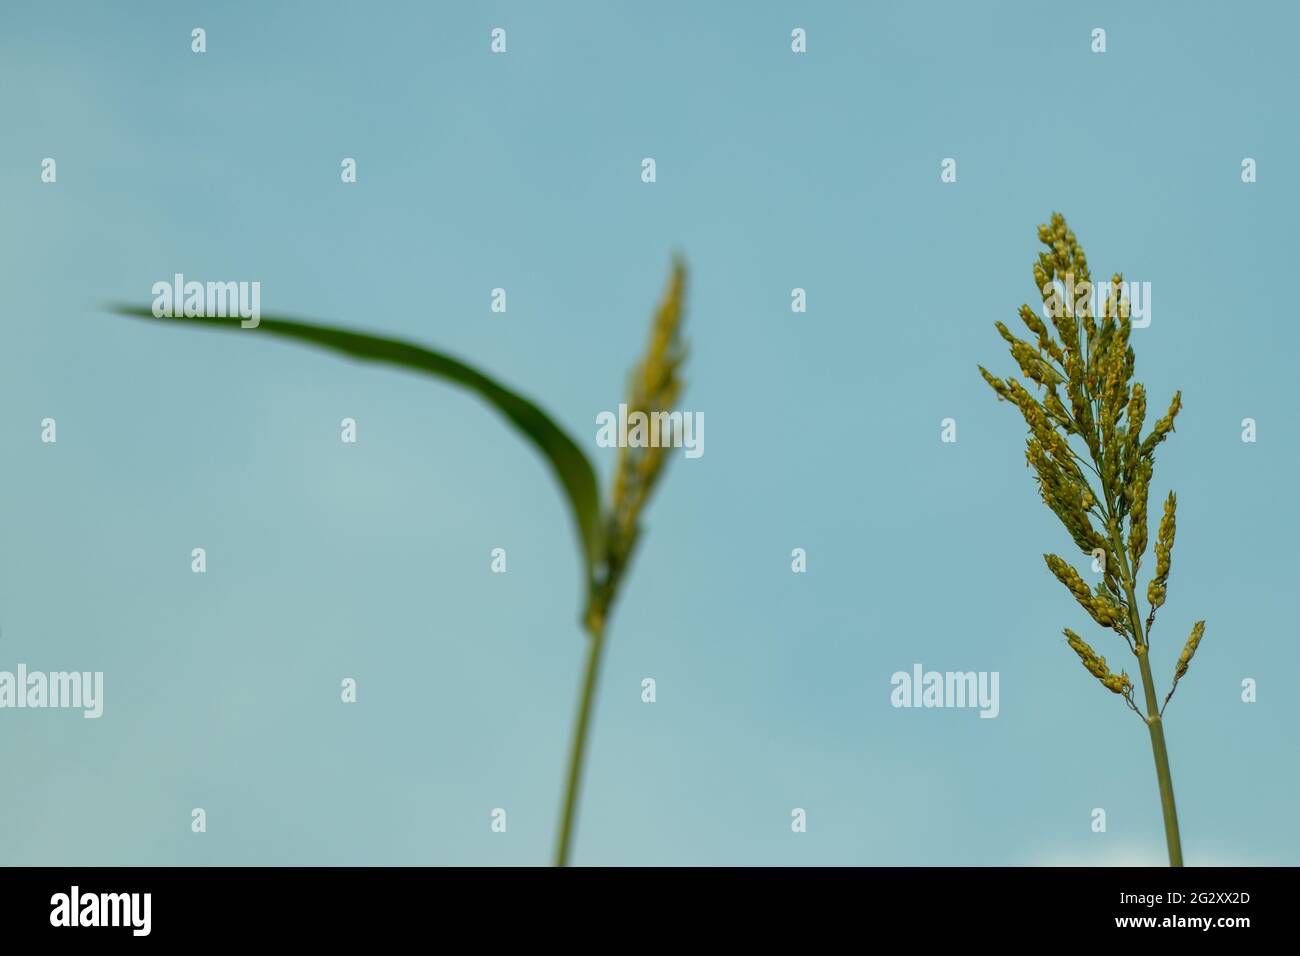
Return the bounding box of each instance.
[1106,522,1184,867]
[554,617,608,867]
[1134,645,1183,866]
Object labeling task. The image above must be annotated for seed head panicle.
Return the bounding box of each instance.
[610,259,687,540]
[588,259,688,634]
[983,215,1207,717]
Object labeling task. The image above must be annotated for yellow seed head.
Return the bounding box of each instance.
[1173,620,1206,684]
[1065,628,1130,695]
[1147,492,1177,609]
[608,259,688,567]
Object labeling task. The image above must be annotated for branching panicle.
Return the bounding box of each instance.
[982,217,1205,673]
[982,214,1208,866]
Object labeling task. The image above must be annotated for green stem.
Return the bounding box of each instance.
[1134,647,1183,866]
[1106,523,1184,867]
[554,617,608,867]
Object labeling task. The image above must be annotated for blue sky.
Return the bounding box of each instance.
[1,0,1296,865]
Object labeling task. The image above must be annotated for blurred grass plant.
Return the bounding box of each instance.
[979,214,1205,866]
[113,259,688,866]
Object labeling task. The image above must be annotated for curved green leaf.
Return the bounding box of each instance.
[109,306,605,603]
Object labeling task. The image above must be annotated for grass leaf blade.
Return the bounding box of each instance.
[109,306,605,605]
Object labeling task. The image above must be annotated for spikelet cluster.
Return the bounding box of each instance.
[1148,492,1177,610]
[1173,620,1206,685]
[1064,628,1133,695]
[1044,554,1126,632]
